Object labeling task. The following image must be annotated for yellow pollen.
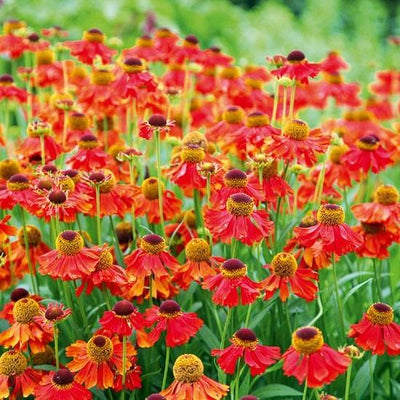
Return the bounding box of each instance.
[374,185,399,205]
[83,30,105,43]
[222,108,244,124]
[141,178,164,200]
[221,265,247,279]
[87,336,113,363]
[292,327,324,355]
[50,93,74,110]
[96,249,113,270]
[271,252,297,277]
[0,159,20,180]
[322,72,344,84]
[159,311,183,319]
[6,181,29,191]
[246,114,269,127]
[92,70,113,86]
[59,176,75,192]
[79,139,98,150]
[31,345,55,366]
[181,146,205,163]
[68,114,89,131]
[18,225,42,247]
[231,335,258,350]
[3,20,26,34]
[56,231,84,256]
[220,66,241,79]
[261,160,278,178]
[27,120,51,138]
[183,209,196,228]
[224,176,248,189]
[367,303,394,325]
[35,49,55,66]
[121,63,144,74]
[356,139,379,151]
[140,238,165,254]
[13,298,40,324]
[226,197,254,217]
[71,66,87,80]
[173,354,204,383]
[185,238,211,262]
[182,132,208,151]
[245,78,264,89]
[317,204,345,225]
[283,119,310,141]
[329,144,349,164]
[0,351,28,376]
[136,37,153,47]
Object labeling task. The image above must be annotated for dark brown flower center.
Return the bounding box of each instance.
[10,288,29,303]
[48,190,67,205]
[52,369,74,385]
[159,300,181,314]
[113,300,135,316]
[148,114,167,127]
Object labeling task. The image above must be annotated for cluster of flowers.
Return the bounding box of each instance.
[0,18,399,400]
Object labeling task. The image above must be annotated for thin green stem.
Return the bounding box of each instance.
[332,254,345,341]
[289,83,297,119]
[372,258,381,302]
[245,303,253,327]
[39,134,45,166]
[220,307,232,349]
[193,189,205,238]
[271,82,280,128]
[155,130,166,237]
[284,302,292,333]
[369,355,374,400]
[54,323,59,369]
[302,380,308,400]
[95,185,102,245]
[148,273,154,306]
[344,362,353,400]
[282,86,287,123]
[162,345,170,390]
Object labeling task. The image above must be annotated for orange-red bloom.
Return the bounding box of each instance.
[212,328,280,376]
[262,252,319,302]
[202,258,260,307]
[161,354,229,400]
[0,215,16,241]
[145,300,203,347]
[348,303,400,356]
[282,327,350,388]
[0,74,27,102]
[35,369,92,400]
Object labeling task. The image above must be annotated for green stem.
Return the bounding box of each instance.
[302,380,308,400]
[95,185,102,245]
[148,273,154,306]
[307,288,324,326]
[162,345,170,390]
[206,175,211,207]
[245,303,253,327]
[155,130,166,237]
[282,86,287,123]
[193,189,205,238]
[54,323,59,369]
[108,216,125,267]
[369,355,374,400]
[332,254,346,341]
[289,83,297,119]
[39,134,45,166]
[284,302,292,333]
[344,362,352,400]
[372,258,381,302]
[271,82,280,128]
[220,307,232,349]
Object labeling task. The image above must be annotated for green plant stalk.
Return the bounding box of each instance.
[162,345,170,390]
[372,258,381,302]
[282,86,287,123]
[220,307,232,349]
[289,83,297,119]
[369,355,374,400]
[128,159,137,248]
[271,82,280,128]
[344,362,352,400]
[39,133,45,166]
[155,130,166,237]
[302,380,308,400]
[193,189,205,238]
[332,254,346,341]
[95,185,102,245]
[54,323,60,369]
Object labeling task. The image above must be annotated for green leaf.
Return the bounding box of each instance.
[197,325,220,350]
[252,383,303,398]
[352,356,377,400]
[342,278,372,306]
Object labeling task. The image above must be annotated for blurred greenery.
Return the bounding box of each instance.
[1,0,399,84]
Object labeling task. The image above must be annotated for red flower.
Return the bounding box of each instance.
[38,230,99,280]
[145,300,203,347]
[122,35,159,62]
[173,238,221,290]
[124,234,179,300]
[139,114,174,140]
[160,354,229,400]
[348,303,400,356]
[66,334,136,389]
[0,174,39,210]
[0,74,27,102]
[262,252,319,302]
[64,28,116,65]
[35,369,92,400]
[204,193,273,246]
[341,135,393,180]
[320,51,349,74]
[132,177,182,224]
[266,119,330,167]
[282,327,350,388]
[295,204,362,256]
[112,357,142,392]
[323,144,353,189]
[271,50,320,84]
[0,350,42,400]
[0,215,16,241]
[212,328,280,376]
[202,258,260,307]
[318,73,361,107]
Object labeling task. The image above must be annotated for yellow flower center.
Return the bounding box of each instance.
[89,171,116,193]
[31,346,55,366]
[183,209,197,228]
[59,176,75,192]
[13,298,40,324]
[87,335,113,363]
[245,78,264,89]
[121,58,144,73]
[367,303,394,325]
[220,66,241,79]
[292,327,324,355]
[374,185,399,206]
[322,72,344,84]
[222,107,244,124]
[136,36,153,47]
[283,119,310,141]
[140,234,165,254]
[56,231,84,256]
[35,49,55,66]
[224,169,248,188]
[271,252,297,277]
[7,174,29,191]
[246,112,269,127]
[142,178,164,200]
[231,328,258,350]
[181,146,205,163]
[92,69,113,86]
[299,214,318,228]
[83,29,105,43]
[317,204,345,225]
[96,249,113,270]
[0,159,20,180]
[3,20,26,35]
[0,351,28,376]
[329,144,349,164]
[356,135,380,151]
[185,238,211,262]
[18,225,42,247]
[182,132,208,151]
[52,369,74,388]
[68,113,89,131]
[115,222,133,244]
[221,259,247,279]
[226,193,254,217]
[159,300,182,319]
[79,138,98,150]
[173,354,204,383]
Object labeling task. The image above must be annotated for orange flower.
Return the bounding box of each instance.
[112,357,142,392]
[0,215,16,241]
[0,74,27,102]
[0,297,53,354]
[0,350,42,400]
[139,114,174,140]
[38,230,99,280]
[0,174,39,210]
[66,334,136,389]
[161,354,229,400]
